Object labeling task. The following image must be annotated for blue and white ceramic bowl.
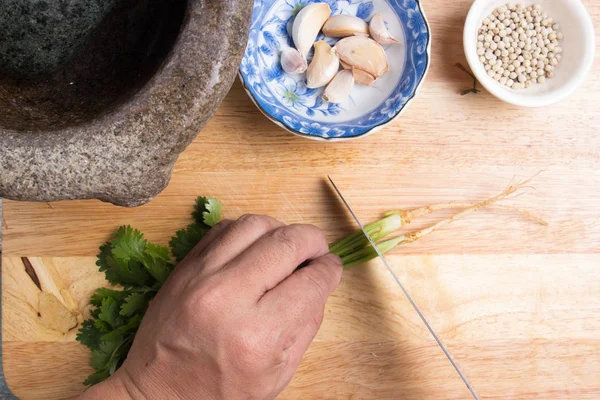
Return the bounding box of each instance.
[239,0,431,140]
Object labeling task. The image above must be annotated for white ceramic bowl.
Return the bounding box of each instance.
[464,0,595,107]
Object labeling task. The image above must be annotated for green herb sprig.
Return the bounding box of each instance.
[76,197,221,386]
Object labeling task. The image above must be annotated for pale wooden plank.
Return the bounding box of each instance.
[3,255,599,399]
[4,167,599,256]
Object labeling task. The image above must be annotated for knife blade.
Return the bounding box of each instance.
[327,176,480,400]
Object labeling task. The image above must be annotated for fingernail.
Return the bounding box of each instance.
[325,253,343,266]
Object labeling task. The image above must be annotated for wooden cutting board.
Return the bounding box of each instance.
[2,1,599,398]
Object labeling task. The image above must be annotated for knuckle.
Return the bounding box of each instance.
[213,219,232,230]
[310,225,328,248]
[230,326,271,368]
[238,214,278,235]
[271,226,299,257]
[238,214,267,228]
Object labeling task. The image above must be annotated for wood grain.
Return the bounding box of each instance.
[3,0,600,398]
[3,255,599,399]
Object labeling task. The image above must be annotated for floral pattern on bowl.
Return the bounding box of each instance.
[239,0,430,140]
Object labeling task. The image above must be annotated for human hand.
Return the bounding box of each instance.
[81,215,342,400]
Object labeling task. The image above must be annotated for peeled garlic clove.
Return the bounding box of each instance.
[280,47,307,74]
[352,68,376,86]
[323,69,354,103]
[369,13,399,45]
[334,36,388,78]
[292,3,331,57]
[306,41,339,88]
[339,60,376,85]
[322,15,369,38]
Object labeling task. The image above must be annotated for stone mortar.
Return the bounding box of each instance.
[0,0,253,206]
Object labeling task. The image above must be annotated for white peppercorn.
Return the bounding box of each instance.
[477,3,563,89]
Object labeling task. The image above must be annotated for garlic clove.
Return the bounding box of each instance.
[306,40,339,88]
[292,3,331,57]
[334,36,388,78]
[352,68,376,86]
[369,13,400,45]
[280,47,307,74]
[322,15,369,38]
[339,60,376,86]
[340,60,352,69]
[323,69,354,103]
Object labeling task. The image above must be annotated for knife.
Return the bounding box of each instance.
[327,176,480,400]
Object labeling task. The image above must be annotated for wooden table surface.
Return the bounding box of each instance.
[3,1,600,398]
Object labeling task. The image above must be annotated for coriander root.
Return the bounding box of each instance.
[331,174,545,267]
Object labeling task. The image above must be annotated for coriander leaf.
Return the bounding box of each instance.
[192,197,221,228]
[83,369,110,386]
[120,292,149,317]
[202,198,222,227]
[169,223,209,262]
[144,242,170,262]
[192,197,209,223]
[76,319,103,350]
[96,242,112,273]
[90,288,128,308]
[142,243,173,284]
[102,256,151,287]
[98,297,124,329]
[100,314,143,342]
[90,341,119,370]
[94,319,113,333]
[97,228,153,286]
[118,259,152,287]
[111,226,147,261]
[90,308,101,320]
